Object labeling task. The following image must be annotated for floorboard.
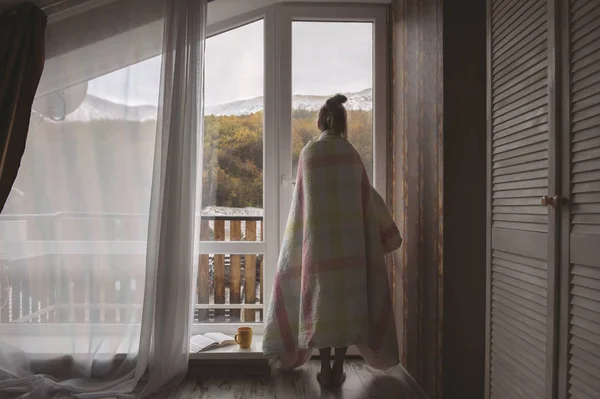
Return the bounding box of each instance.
[147,360,427,399]
[47,360,427,399]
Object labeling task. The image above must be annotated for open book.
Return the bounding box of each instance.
[190,333,236,353]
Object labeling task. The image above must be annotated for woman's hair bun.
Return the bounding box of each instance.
[326,94,348,107]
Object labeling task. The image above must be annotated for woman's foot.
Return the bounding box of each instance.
[330,346,348,388]
[318,347,332,387]
[317,370,331,387]
[330,364,346,388]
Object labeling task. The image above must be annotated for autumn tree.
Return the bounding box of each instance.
[203,109,373,208]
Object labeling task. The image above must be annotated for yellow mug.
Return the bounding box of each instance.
[234,327,253,349]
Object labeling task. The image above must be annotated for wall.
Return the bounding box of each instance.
[392,0,443,396]
[442,0,486,397]
[392,0,486,397]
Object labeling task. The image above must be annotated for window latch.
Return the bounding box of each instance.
[281,176,296,186]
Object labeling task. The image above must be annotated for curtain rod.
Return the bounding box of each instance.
[38,0,216,8]
[35,0,216,24]
[37,0,94,9]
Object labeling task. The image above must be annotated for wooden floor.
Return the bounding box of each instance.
[149,360,427,399]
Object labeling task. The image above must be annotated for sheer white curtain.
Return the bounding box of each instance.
[0,0,206,397]
[137,0,206,395]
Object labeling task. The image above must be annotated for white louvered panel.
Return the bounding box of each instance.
[490,250,547,399]
[568,1,600,398]
[491,0,548,234]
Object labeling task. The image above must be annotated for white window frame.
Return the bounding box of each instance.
[191,6,278,336]
[192,3,389,336]
[274,3,389,357]
[276,3,390,243]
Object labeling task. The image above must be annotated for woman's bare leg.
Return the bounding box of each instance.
[332,347,348,387]
[318,348,332,386]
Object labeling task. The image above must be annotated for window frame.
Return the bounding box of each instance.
[191,6,277,335]
[272,4,389,355]
[193,3,389,336]
[276,3,390,243]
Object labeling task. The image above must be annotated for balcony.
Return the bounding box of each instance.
[0,212,265,332]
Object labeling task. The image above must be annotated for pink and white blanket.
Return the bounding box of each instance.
[262,131,402,370]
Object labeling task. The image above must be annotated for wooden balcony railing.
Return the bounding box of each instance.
[0,212,264,325]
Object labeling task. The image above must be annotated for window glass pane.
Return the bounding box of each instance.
[201,20,264,243]
[194,20,265,324]
[195,250,265,324]
[292,22,373,181]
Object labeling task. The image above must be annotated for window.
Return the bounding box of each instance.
[0,4,388,339]
[291,21,374,182]
[277,5,389,244]
[195,19,266,328]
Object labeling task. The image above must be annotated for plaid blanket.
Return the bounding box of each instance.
[262,131,402,370]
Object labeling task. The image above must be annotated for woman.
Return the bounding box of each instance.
[262,94,402,388]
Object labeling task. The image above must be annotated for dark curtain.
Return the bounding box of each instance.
[0,3,47,212]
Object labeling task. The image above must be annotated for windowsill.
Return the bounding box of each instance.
[189,334,264,360]
[0,330,265,360]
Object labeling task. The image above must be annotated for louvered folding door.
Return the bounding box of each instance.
[487,0,554,398]
[558,1,600,398]
[487,0,600,398]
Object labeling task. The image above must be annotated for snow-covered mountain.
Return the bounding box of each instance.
[205,88,373,116]
[205,96,265,117]
[64,95,159,123]
[43,89,373,122]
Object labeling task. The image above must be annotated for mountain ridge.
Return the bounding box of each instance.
[56,89,373,122]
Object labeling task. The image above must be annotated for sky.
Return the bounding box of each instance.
[87,20,373,107]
